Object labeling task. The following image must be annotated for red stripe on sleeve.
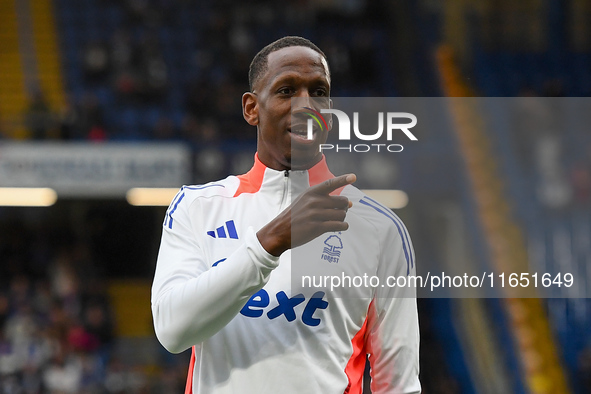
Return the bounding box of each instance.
[343,302,372,394]
[184,346,196,394]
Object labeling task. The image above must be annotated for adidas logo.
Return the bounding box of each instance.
[207,220,238,239]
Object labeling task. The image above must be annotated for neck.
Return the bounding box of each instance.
[256,152,322,172]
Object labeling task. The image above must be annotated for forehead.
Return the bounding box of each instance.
[263,46,330,85]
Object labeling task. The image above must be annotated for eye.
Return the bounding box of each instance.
[313,87,328,97]
[277,87,294,95]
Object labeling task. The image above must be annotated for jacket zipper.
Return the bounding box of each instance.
[280,170,290,210]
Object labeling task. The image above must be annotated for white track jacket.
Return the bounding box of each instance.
[151,154,421,394]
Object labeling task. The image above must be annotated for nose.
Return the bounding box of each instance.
[294,90,313,110]
[293,90,328,113]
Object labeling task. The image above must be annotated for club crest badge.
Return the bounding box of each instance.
[321,234,343,263]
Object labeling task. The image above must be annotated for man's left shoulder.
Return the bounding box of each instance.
[342,185,407,231]
[343,186,415,274]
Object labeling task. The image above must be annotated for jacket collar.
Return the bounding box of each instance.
[234,153,337,197]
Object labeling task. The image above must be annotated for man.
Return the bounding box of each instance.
[151,36,420,394]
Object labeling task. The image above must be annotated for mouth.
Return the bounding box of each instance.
[288,123,321,143]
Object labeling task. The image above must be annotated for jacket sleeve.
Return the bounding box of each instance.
[367,215,421,394]
[151,189,279,353]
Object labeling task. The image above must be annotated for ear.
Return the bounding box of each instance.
[242,92,259,126]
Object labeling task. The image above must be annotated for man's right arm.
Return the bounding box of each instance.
[151,191,279,353]
[151,174,356,353]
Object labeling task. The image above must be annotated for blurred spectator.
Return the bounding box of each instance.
[570,161,591,207]
[110,30,169,102]
[181,115,221,149]
[179,114,202,145]
[25,90,56,140]
[141,55,168,99]
[203,8,230,59]
[83,299,114,350]
[49,252,81,317]
[83,41,111,83]
[320,36,351,86]
[156,364,188,393]
[114,68,141,99]
[59,95,81,140]
[542,79,566,97]
[123,0,151,25]
[418,298,463,394]
[80,93,108,141]
[195,147,226,183]
[535,135,572,209]
[87,124,107,142]
[579,346,591,393]
[213,80,246,140]
[229,24,254,55]
[122,0,173,29]
[68,323,100,353]
[43,352,82,393]
[137,33,169,101]
[0,238,121,393]
[349,30,379,91]
[0,294,8,329]
[512,88,572,209]
[110,29,136,72]
[111,28,141,100]
[104,358,148,393]
[58,92,107,141]
[152,116,178,140]
[185,77,217,118]
[228,24,255,84]
[512,87,540,171]
[197,117,221,144]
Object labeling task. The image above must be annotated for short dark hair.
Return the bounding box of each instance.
[248,36,329,91]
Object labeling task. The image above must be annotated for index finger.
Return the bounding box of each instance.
[313,173,357,195]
